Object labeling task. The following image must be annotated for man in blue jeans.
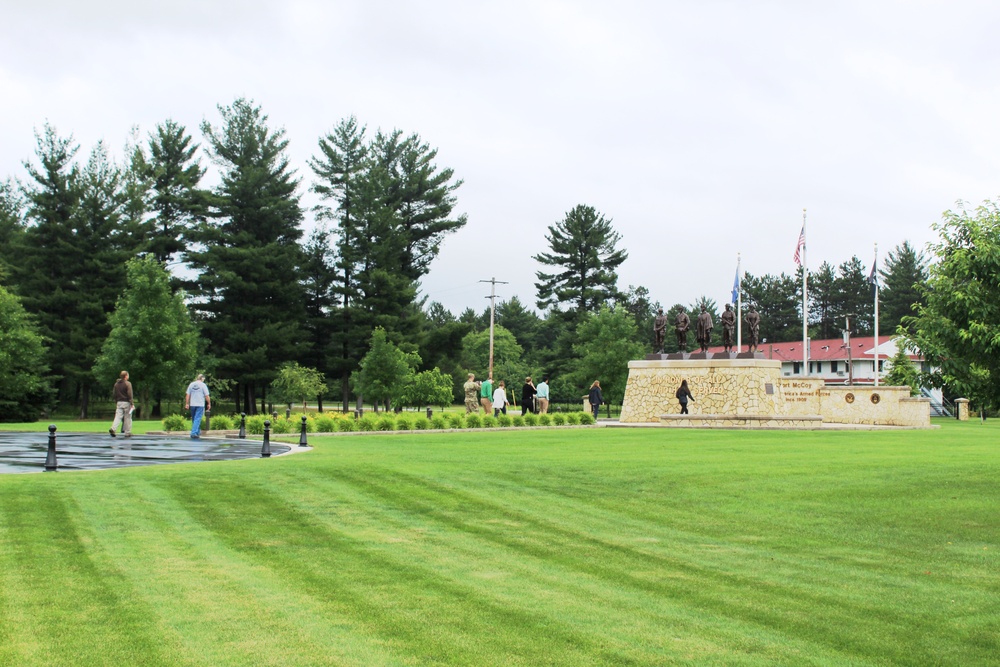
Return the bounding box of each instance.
[184,374,211,439]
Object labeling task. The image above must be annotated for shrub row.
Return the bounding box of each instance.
[162,411,596,433]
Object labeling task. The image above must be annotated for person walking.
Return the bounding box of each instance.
[109,370,133,437]
[463,373,480,413]
[676,380,694,415]
[536,375,550,414]
[521,377,537,415]
[588,380,603,420]
[185,373,212,439]
[480,376,493,414]
[492,380,508,417]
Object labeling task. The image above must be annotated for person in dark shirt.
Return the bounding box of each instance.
[521,377,537,415]
[109,370,133,437]
[588,380,603,419]
[676,380,694,415]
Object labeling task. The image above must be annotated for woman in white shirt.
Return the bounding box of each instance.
[492,380,508,417]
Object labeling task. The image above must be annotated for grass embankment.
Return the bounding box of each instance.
[0,420,997,665]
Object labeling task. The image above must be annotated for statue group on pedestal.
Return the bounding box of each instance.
[654,303,763,354]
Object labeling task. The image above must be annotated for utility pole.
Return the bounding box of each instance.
[480,277,508,381]
[844,314,854,386]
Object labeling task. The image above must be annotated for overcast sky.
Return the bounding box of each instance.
[3,1,998,316]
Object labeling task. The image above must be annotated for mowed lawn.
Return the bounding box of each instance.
[0,421,997,666]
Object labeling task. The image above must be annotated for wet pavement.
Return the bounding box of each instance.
[0,432,291,474]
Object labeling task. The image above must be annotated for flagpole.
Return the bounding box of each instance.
[873,242,879,387]
[736,252,742,352]
[801,209,808,375]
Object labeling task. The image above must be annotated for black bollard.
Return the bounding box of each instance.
[299,415,309,447]
[261,420,272,458]
[204,408,211,433]
[286,408,291,419]
[426,407,432,419]
[238,412,246,439]
[44,424,58,472]
[272,411,278,422]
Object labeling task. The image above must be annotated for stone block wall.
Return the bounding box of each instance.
[620,358,931,428]
[620,359,792,423]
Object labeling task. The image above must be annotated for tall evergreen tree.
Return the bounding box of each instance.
[309,118,466,409]
[70,141,141,415]
[144,119,207,264]
[120,129,153,256]
[15,130,138,416]
[300,224,337,410]
[534,204,628,323]
[16,124,84,409]
[741,271,800,344]
[834,256,873,336]
[879,240,928,334]
[309,116,370,407]
[192,98,307,414]
[808,262,838,339]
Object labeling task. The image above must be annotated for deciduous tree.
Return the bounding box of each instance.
[93,256,199,419]
[573,306,645,409]
[903,200,1000,409]
[352,327,419,411]
[270,362,327,412]
[0,283,51,421]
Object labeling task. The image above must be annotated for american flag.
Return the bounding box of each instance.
[793,224,805,266]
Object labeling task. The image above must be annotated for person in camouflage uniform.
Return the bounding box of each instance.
[463,373,481,413]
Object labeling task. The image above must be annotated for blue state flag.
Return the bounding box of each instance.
[731,266,740,304]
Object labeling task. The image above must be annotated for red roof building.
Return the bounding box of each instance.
[708,335,926,385]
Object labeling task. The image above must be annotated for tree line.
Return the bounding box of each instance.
[0,97,958,421]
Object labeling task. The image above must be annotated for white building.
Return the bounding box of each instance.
[710,335,948,414]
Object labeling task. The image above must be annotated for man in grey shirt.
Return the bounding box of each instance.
[184,374,211,439]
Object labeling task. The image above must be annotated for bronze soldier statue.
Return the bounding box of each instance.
[674,310,691,352]
[653,308,667,353]
[745,304,761,353]
[720,303,736,353]
[696,306,713,353]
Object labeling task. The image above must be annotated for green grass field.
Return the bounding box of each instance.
[0,420,997,665]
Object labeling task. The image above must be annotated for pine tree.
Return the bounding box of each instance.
[834,256,874,336]
[879,240,928,334]
[192,98,307,414]
[741,271,801,343]
[534,204,628,322]
[310,118,466,408]
[16,124,86,409]
[144,119,207,264]
[808,262,838,339]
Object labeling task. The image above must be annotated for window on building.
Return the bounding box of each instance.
[831,361,839,373]
[793,362,801,374]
